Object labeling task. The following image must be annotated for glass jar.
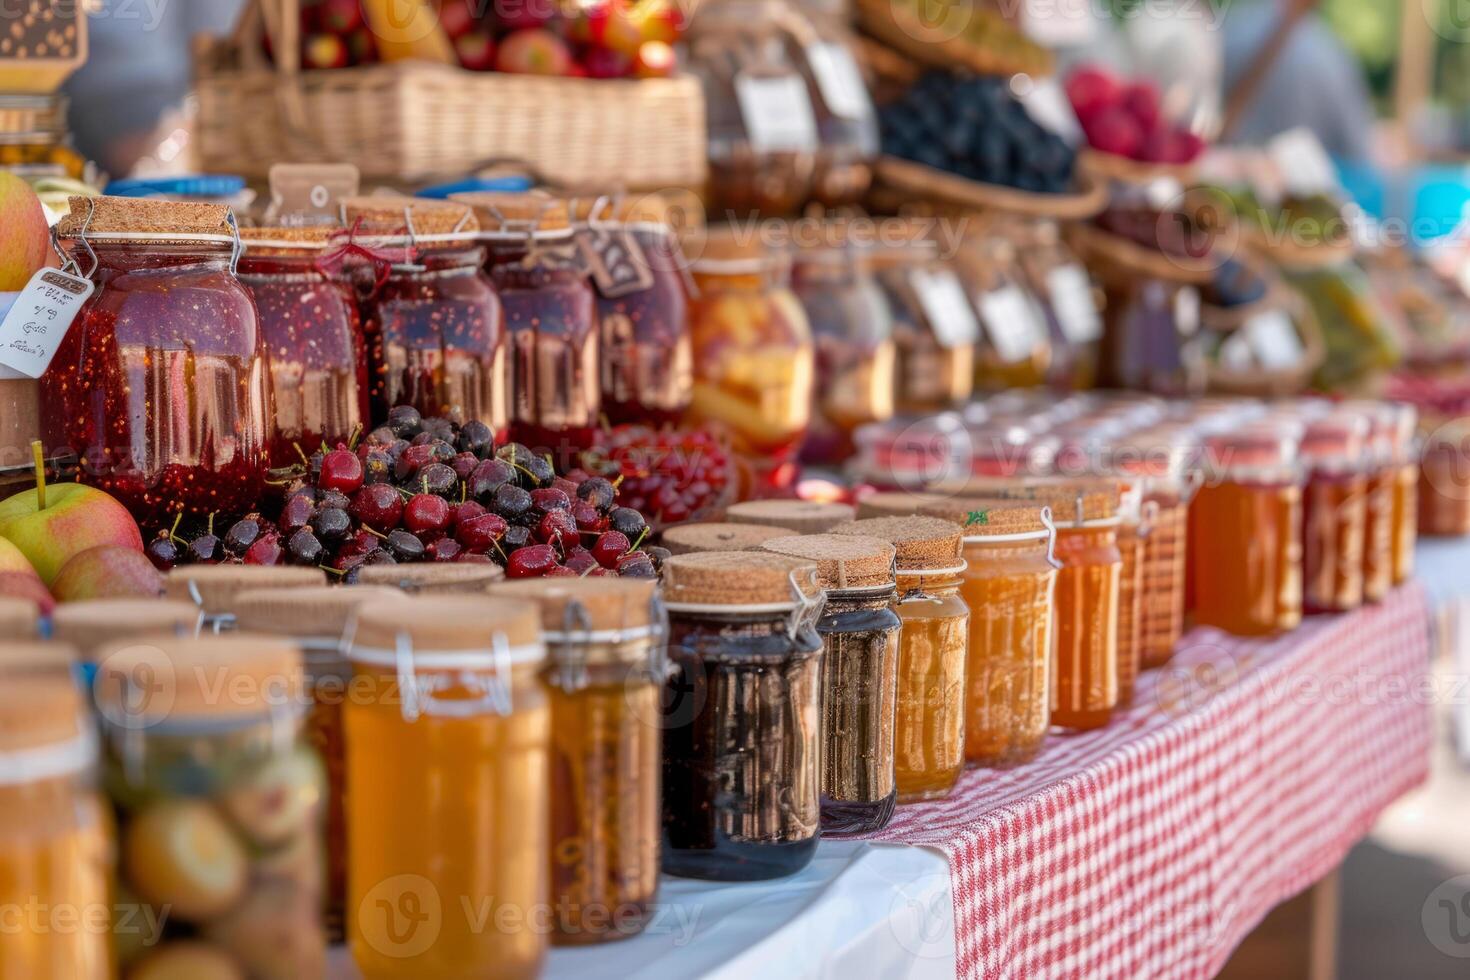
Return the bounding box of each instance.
[354,562,504,594]
[456,192,600,455]
[1351,401,1415,599]
[0,652,111,979]
[1420,420,1470,537]
[871,230,978,414]
[1047,488,1123,731]
[345,596,549,979]
[1382,404,1420,585]
[1014,219,1102,390]
[920,498,1056,767]
[51,598,200,692]
[238,227,371,467]
[850,414,972,489]
[759,533,901,834]
[43,196,271,525]
[93,635,325,979]
[232,585,402,945]
[1090,239,1202,396]
[953,231,1052,392]
[783,14,878,206]
[661,521,794,556]
[833,516,970,803]
[1299,412,1369,614]
[344,196,508,437]
[491,578,666,946]
[164,565,327,633]
[791,229,896,464]
[1190,425,1304,636]
[1116,498,1145,708]
[685,228,814,496]
[0,94,87,179]
[660,552,825,880]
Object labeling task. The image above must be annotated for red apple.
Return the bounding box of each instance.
[494,0,557,32]
[303,32,349,70]
[0,482,143,587]
[582,1,642,56]
[0,571,54,614]
[632,39,675,79]
[50,545,165,603]
[1120,81,1161,131]
[496,28,572,75]
[319,0,363,33]
[438,0,477,39]
[1083,106,1145,160]
[582,43,632,79]
[0,172,49,291]
[455,30,497,71]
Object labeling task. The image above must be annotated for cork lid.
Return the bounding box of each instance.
[452,191,572,234]
[341,195,479,237]
[56,196,233,240]
[354,563,504,594]
[239,224,343,255]
[93,634,304,726]
[919,496,1053,537]
[940,477,1121,525]
[570,192,674,228]
[830,517,964,571]
[232,586,404,638]
[854,491,946,519]
[165,566,327,616]
[662,552,821,608]
[0,597,38,639]
[760,534,897,591]
[685,225,777,270]
[351,596,543,660]
[52,600,200,660]
[0,642,77,674]
[726,500,857,534]
[0,660,87,754]
[491,578,656,634]
[661,522,793,556]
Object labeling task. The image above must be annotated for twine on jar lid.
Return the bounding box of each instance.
[661,522,793,556]
[759,534,898,593]
[725,499,857,534]
[166,566,327,626]
[353,563,504,595]
[52,599,202,661]
[830,516,965,573]
[0,597,39,640]
[452,190,573,238]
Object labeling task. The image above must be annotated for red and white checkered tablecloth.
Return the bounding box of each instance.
[860,584,1435,980]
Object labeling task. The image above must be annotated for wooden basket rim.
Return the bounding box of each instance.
[1070,222,1220,285]
[875,156,1107,220]
[1079,147,1200,188]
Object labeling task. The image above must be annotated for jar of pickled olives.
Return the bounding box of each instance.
[237,226,371,468]
[456,191,600,454]
[93,634,325,979]
[685,228,815,496]
[0,648,111,980]
[165,565,327,633]
[492,578,666,945]
[343,196,509,437]
[760,533,901,834]
[43,196,271,525]
[661,552,825,880]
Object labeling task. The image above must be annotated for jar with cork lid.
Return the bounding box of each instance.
[51,597,200,691]
[344,596,549,980]
[491,577,666,945]
[1298,411,1369,614]
[660,552,825,880]
[164,565,326,632]
[1350,401,1417,597]
[661,521,793,556]
[353,561,504,594]
[832,516,970,803]
[760,533,902,834]
[725,498,855,534]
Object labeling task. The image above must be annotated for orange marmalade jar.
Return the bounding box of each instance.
[920,496,1057,767]
[1351,402,1418,593]
[1046,485,1123,731]
[346,597,549,980]
[1298,412,1369,614]
[1190,425,1304,636]
[1115,489,1146,708]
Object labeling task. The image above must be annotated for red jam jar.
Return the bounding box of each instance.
[237,226,370,466]
[43,196,269,525]
[343,196,508,436]
[456,191,600,457]
[571,194,694,428]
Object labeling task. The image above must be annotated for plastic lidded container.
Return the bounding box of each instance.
[0,647,110,980]
[43,196,271,525]
[455,191,600,453]
[343,196,508,437]
[725,498,855,533]
[1189,423,1304,636]
[490,578,666,945]
[1420,419,1470,537]
[662,521,793,556]
[660,552,825,880]
[93,634,325,978]
[919,496,1057,767]
[832,516,970,803]
[345,596,549,979]
[164,565,327,632]
[237,225,371,468]
[760,534,902,833]
[352,562,504,594]
[1298,411,1370,613]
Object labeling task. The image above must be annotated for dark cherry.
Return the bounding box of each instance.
[394,444,437,482]
[570,501,606,533]
[457,419,495,459]
[506,544,558,578]
[451,452,480,481]
[451,500,486,529]
[456,512,509,552]
[280,494,316,535]
[645,545,672,568]
[530,488,571,514]
[417,462,458,497]
[362,450,394,485]
[244,532,284,566]
[188,534,221,564]
[538,510,578,551]
[387,404,423,438]
[404,493,451,535]
[368,425,398,446]
[422,417,457,443]
[386,529,426,563]
[608,507,647,541]
[319,448,365,495]
[287,528,324,566]
[502,525,533,553]
[469,458,516,504]
[616,552,656,578]
[145,533,179,572]
[591,531,630,569]
[223,516,262,556]
[311,507,352,543]
[492,484,533,522]
[350,484,403,533]
[362,548,398,566]
[577,477,617,512]
[318,489,351,511]
[563,548,597,575]
[428,538,462,562]
[497,443,553,489]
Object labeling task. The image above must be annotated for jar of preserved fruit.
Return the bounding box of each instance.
[685,228,814,495]
[833,516,969,803]
[165,565,326,632]
[953,231,1051,391]
[920,497,1057,767]
[0,649,110,980]
[726,498,855,534]
[1115,490,1146,707]
[43,196,270,525]
[93,635,325,979]
[1014,220,1102,389]
[662,521,793,556]
[232,585,403,944]
[1189,425,1304,636]
[238,226,371,467]
[0,94,87,179]
[1351,401,1417,597]
[491,578,666,945]
[1298,412,1369,614]
[343,196,508,437]
[566,194,694,427]
[1043,485,1122,730]
[760,533,901,833]
[791,226,895,464]
[1420,420,1470,537]
[345,596,549,979]
[456,192,600,454]
[353,562,504,594]
[660,552,825,880]
[1382,404,1419,585]
[51,598,200,692]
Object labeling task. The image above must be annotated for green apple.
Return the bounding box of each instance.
[0,482,143,586]
[50,545,164,603]
[0,172,49,291]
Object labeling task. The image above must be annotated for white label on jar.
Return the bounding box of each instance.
[0,269,93,380]
[1245,309,1304,369]
[808,42,871,121]
[977,284,1045,363]
[913,268,980,349]
[1046,264,1101,342]
[736,74,820,153]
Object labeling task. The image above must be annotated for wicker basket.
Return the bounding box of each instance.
[874,155,1107,220]
[192,0,707,188]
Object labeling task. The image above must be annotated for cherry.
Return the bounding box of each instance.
[311,507,352,543]
[616,552,656,579]
[456,512,509,552]
[287,528,324,566]
[319,448,364,494]
[318,489,351,511]
[386,529,426,562]
[451,452,480,481]
[244,532,284,566]
[386,404,423,438]
[418,462,458,497]
[468,458,516,504]
[608,507,646,542]
[188,533,221,564]
[551,477,580,498]
[428,538,462,562]
[393,443,436,482]
[362,450,394,485]
[506,544,558,578]
[223,515,266,556]
[457,419,496,459]
[404,493,450,535]
[493,484,534,524]
[570,501,606,534]
[145,533,179,571]
[450,500,486,530]
[497,443,553,489]
[563,548,597,575]
[350,483,403,533]
[537,510,578,551]
[577,477,617,512]
[422,417,457,443]
[367,425,397,447]
[530,487,571,514]
[591,531,630,569]
[502,525,533,553]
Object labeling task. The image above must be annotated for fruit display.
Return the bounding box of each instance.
[0,481,143,587]
[880,73,1077,195]
[578,424,734,530]
[1065,65,1205,167]
[854,0,1052,78]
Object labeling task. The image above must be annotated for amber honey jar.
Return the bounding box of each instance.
[1115,490,1146,708]
[832,516,970,803]
[726,498,856,534]
[491,578,666,945]
[1298,412,1369,614]
[1419,418,1470,537]
[1350,401,1418,595]
[661,521,794,556]
[164,565,326,632]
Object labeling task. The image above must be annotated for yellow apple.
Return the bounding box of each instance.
[0,172,49,291]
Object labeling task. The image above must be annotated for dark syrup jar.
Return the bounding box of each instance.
[456,191,600,459]
[343,196,508,437]
[43,196,270,525]
[237,227,370,466]
[659,552,826,881]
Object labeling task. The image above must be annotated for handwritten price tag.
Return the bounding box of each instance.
[0,269,93,380]
[913,268,980,350]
